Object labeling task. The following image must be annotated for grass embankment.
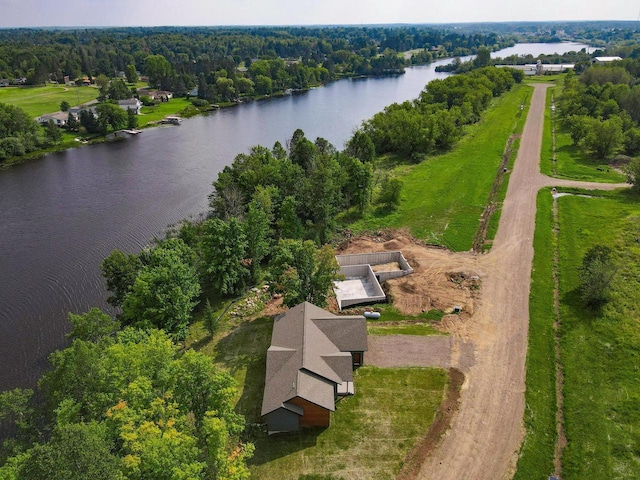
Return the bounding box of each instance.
[0,84,99,117]
[514,190,557,479]
[349,83,531,251]
[540,86,625,183]
[516,189,640,479]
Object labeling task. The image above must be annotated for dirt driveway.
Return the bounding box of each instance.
[341,84,628,480]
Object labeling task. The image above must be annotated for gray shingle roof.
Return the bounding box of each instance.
[261,302,368,417]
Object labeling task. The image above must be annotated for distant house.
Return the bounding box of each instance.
[261,302,368,434]
[148,90,173,102]
[117,98,143,114]
[592,56,623,65]
[0,79,9,87]
[36,112,69,127]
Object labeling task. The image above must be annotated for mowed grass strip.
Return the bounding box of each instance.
[556,193,640,480]
[514,190,557,480]
[351,83,531,251]
[0,85,99,117]
[249,367,448,480]
[367,322,444,336]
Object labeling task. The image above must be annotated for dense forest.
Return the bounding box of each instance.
[0,26,514,94]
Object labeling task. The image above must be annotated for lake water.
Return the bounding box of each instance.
[0,42,590,391]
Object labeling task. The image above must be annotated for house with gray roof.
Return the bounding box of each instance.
[261,301,367,434]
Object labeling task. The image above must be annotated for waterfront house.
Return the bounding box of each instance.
[261,302,367,434]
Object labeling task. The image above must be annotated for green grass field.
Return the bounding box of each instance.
[557,192,640,479]
[515,188,640,479]
[0,85,99,117]
[514,190,557,480]
[540,86,625,183]
[249,367,448,480]
[349,83,531,251]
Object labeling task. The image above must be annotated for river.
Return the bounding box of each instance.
[0,42,589,391]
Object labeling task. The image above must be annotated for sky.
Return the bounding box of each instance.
[1,0,638,28]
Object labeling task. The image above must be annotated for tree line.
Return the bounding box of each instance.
[0,26,513,98]
[362,66,522,160]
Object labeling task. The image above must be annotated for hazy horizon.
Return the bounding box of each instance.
[2,0,638,29]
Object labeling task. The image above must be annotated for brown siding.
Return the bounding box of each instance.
[288,397,331,427]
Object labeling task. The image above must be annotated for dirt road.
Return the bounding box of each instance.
[412,84,627,479]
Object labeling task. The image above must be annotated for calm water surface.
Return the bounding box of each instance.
[0,43,589,390]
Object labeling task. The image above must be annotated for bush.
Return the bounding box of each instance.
[580,244,616,309]
[190,98,210,108]
[624,157,640,192]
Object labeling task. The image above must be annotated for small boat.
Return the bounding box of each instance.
[161,116,182,125]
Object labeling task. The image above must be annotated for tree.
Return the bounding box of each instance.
[378,176,403,209]
[60,100,70,112]
[269,239,340,307]
[244,195,272,280]
[127,108,138,129]
[474,46,492,68]
[27,328,252,480]
[79,108,100,134]
[345,129,375,163]
[199,218,249,296]
[67,308,120,342]
[144,54,173,90]
[101,250,142,307]
[254,75,272,95]
[108,78,132,101]
[582,116,624,160]
[121,239,200,339]
[203,299,219,337]
[579,244,616,310]
[66,112,79,132]
[95,103,127,134]
[277,195,304,240]
[44,120,62,145]
[125,64,138,84]
[95,74,110,100]
[19,423,124,480]
[624,157,640,192]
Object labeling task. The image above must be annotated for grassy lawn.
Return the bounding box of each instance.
[0,85,99,117]
[540,85,625,183]
[514,190,557,480]
[516,188,640,479]
[349,83,531,251]
[138,98,195,127]
[556,192,640,479]
[249,367,448,480]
